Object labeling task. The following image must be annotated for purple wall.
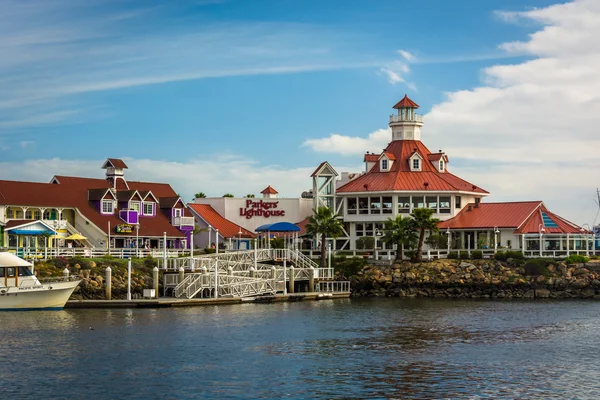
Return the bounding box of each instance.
[119,209,139,224]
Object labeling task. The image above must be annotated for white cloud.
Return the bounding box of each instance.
[301,0,600,224]
[19,140,34,148]
[303,128,390,155]
[397,49,415,62]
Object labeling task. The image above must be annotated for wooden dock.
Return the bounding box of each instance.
[65,292,350,309]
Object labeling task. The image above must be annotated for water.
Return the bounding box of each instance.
[2,299,600,399]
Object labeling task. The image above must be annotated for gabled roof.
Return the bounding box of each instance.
[337,140,488,194]
[188,204,254,239]
[380,152,396,161]
[393,94,419,109]
[438,201,585,235]
[159,196,183,209]
[88,188,114,201]
[139,190,159,203]
[363,153,379,163]
[102,158,128,169]
[116,190,140,202]
[295,217,310,237]
[427,153,448,162]
[261,186,278,195]
[4,219,56,233]
[310,161,338,177]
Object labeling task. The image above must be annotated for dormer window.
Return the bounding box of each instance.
[101,200,114,214]
[129,201,140,212]
[439,160,445,172]
[143,202,154,216]
[412,159,420,170]
[381,159,388,171]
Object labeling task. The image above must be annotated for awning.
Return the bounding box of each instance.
[7,229,55,235]
[66,233,87,240]
[255,222,300,232]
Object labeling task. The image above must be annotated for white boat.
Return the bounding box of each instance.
[0,252,81,310]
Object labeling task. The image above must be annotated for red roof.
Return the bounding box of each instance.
[4,219,50,230]
[393,94,419,109]
[295,217,310,237]
[337,140,487,194]
[381,151,396,161]
[363,154,379,163]
[439,201,586,234]
[103,158,128,169]
[0,176,186,238]
[261,186,278,195]
[188,204,254,238]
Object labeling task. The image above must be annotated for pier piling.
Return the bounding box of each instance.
[105,266,112,300]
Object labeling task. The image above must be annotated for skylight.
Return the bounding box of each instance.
[541,212,558,228]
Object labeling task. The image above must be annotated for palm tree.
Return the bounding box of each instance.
[223,193,234,198]
[306,207,344,268]
[246,194,255,198]
[411,208,441,262]
[381,216,418,262]
[194,192,207,199]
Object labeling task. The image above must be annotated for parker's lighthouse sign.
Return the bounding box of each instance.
[240,199,285,219]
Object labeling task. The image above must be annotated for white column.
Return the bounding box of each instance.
[127,258,132,301]
[163,232,167,270]
[283,256,287,295]
[566,233,570,256]
[214,229,219,299]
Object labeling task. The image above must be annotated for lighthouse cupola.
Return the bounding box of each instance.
[389,94,424,141]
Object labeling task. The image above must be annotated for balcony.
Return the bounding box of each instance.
[173,216,195,227]
[389,114,423,123]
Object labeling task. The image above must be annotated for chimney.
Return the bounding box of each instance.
[467,205,472,212]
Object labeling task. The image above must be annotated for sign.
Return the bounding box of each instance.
[116,223,134,234]
[240,199,285,219]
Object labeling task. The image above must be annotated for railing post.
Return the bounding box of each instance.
[153,267,159,299]
[309,267,315,292]
[289,266,295,294]
[105,266,112,300]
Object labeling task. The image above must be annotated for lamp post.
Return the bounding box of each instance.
[208,225,212,250]
[539,224,545,257]
[446,228,451,254]
[494,226,499,252]
[238,228,242,250]
[374,229,382,260]
[136,224,139,258]
[214,228,219,299]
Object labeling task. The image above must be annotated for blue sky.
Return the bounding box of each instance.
[1,0,599,224]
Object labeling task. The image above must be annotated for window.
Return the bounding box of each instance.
[358,197,369,215]
[25,210,33,219]
[439,160,445,172]
[398,196,410,213]
[455,196,462,209]
[382,197,393,214]
[475,198,481,207]
[356,223,364,237]
[18,267,32,277]
[426,196,438,210]
[412,196,424,210]
[143,202,154,216]
[347,198,357,215]
[381,159,388,170]
[173,208,183,218]
[412,159,420,170]
[439,196,451,213]
[129,201,140,212]
[5,208,13,218]
[34,210,41,220]
[101,200,114,214]
[370,197,381,214]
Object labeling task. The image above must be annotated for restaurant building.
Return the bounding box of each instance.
[0,158,193,255]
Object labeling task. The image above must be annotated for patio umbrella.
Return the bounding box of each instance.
[65,233,87,240]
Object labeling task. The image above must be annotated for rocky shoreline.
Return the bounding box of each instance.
[350,259,600,299]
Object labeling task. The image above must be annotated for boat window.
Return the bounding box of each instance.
[0,267,4,277]
[7,267,16,277]
[18,267,33,277]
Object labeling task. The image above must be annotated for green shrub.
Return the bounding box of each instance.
[447,251,459,259]
[590,255,599,260]
[564,254,589,264]
[143,257,158,269]
[70,256,91,269]
[506,250,524,260]
[49,256,69,269]
[471,250,483,259]
[356,236,375,250]
[333,256,366,278]
[404,250,417,261]
[203,248,216,254]
[460,252,470,260]
[494,251,508,262]
[524,258,551,276]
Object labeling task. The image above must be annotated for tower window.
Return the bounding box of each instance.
[412,159,420,170]
[381,159,388,170]
[439,160,445,172]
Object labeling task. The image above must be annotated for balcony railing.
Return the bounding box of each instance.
[389,114,423,123]
[172,216,195,227]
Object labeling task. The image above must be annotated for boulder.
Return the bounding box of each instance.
[535,288,550,298]
[523,290,535,299]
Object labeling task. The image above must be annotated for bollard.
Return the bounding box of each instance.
[249,267,255,279]
[289,266,295,293]
[63,268,70,279]
[178,266,185,284]
[228,266,233,276]
[308,267,315,293]
[152,267,159,299]
[105,266,112,300]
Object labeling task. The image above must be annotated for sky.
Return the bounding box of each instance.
[1,0,599,225]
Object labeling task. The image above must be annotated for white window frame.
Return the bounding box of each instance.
[381,159,388,171]
[143,202,154,216]
[101,200,114,214]
[412,159,420,170]
[129,201,141,212]
[173,208,183,218]
[439,160,445,172]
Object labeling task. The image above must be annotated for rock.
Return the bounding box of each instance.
[535,288,550,298]
[536,275,546,283]
[573,268,589,277]
[523,290,535,299]
[392,263,401,270]
[459,262,475,269]
[403,272,416,280]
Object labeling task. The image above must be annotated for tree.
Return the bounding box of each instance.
[425,233,447,250]
[382,216,418,262]
[223,193,234,198]
[245,194,255,198]
[194,192,207,199]
[306,207,344,268]
[410,208,441,262]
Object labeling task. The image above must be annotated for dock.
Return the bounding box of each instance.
[65,292,351,309]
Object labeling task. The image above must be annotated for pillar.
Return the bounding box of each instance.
[289,266,295,293]
[228,266,233,276]
[271,266,277,291]
[152,267,159,299]
[63,268,70,279]
[104,267,112,300]
[249,267,255,278]
[308,267,315,292]
[178,266,185,284]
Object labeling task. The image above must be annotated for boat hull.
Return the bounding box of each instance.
[0,280,81,310]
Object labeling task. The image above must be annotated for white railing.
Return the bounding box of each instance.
[389,114,423,123]
[172,216,195,227]
[10,247,187,260]
[318,281,350,293]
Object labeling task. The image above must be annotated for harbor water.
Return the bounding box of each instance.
[2,298,600,399]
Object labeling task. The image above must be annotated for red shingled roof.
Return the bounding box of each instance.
[381,151,396,161]
[261,186,278,195]
[103,158,128,169]
[393,94,419,109]
[363,154,379,162]
[188,204,254,238]
[337,140,487,194]
[439,201,585,234]
[0,176,186,238]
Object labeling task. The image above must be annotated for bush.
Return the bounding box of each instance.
[203,248,216,254]
[447,251,459,259]
[564,254,589,264]
[70,256,91,269]
[460,252,470,260]
[143,257,158,269]
[356,236,375,250]
[471,250,483,259]
[590,255,599,260]
[333,256,366,278]
[404,250,417,261]
[524,258,551,276]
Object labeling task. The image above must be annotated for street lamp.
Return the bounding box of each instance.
[136,224,140,258]
[374,229,382,260]
[539,224,545,257]
[494,226,499,252]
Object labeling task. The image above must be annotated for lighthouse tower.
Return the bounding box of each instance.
[389,94,423,141]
